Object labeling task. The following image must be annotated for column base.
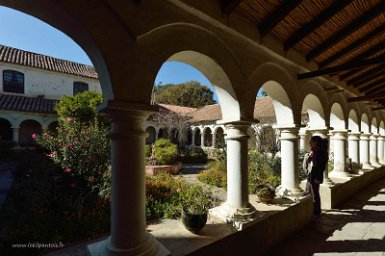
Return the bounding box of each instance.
[88,233,170,256]
[329,170,351,178]
[362,163,375,171]
[209,202,256,230]
[370,161,382,168]
[322,177,334,186]
[276,185,305,199]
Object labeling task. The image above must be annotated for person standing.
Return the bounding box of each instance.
[306,136,329,216]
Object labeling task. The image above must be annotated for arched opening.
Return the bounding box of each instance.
[145,126,156,144]
[48,121,59,134]
[330,103,345,130]
[215,127,225,148]
[187,128,192,145]
[158,128,169,139]
[0,118,12,141]
[203,127,212,147]
[19,119,42,145]
[348,110,359,132]
[361,114,370,133]
[371,118,378,134]
[303,94,325,128]
[170,128,179,145]
[194,129,201,146]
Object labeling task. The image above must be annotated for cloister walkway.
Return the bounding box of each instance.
[266,177,385,256]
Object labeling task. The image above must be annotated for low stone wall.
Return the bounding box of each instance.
[145,162,183,175]
[301,166,385,209]
[187,197,313,256]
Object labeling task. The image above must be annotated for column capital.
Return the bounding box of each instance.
[378,135,385,141]
[360,133,371,139]
[370,134,380,139]
[224,122,250,141]
[277,126,300,140]
[348,132,360,141]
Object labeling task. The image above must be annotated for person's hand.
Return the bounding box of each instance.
[314,179,321,184]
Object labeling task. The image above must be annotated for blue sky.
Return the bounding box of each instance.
[0,7,218,101]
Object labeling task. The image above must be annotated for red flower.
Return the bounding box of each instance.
[67,144,73,149]
[32,133,37,139]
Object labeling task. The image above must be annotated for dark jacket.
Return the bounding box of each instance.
[308,146,328,183]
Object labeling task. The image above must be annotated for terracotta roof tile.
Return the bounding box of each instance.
[158,103,197,114]
[0,94,57,114]
[0,44,98,79]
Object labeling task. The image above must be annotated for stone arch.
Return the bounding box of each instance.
[138,23,246,121]
[348,109,359,132]
[371,117,378,134]
[203,127,212,147]
[158,128,169,140]
[214,126,225,147]
[0,118,12,141]
[302,94,326,128]
[329,93,348,131]
[361,113,370,133]
[248,62,300,125]
[0,3,117,101]
[194,128,201,146]
[145,126,156,144]
[170,128,179,144]
[48,121,59,134]
[380,121,385,135]
[19,119,42,145]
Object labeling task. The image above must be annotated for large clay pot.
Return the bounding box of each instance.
[181,208,208,234]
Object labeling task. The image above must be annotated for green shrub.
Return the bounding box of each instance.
[197,169,227,188]
[178,148,208,164]
[145,144,152,157]
[153,139,178,165]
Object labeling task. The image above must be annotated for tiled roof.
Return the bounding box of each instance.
[188,96,308,124]
[158,103,197,114]
[0,94,57,114]
[0,44,98,79]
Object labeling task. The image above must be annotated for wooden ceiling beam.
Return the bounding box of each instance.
[284,0,351,51]
[346,63,385,86]
[298,54,385,80]
[222,0,243,15]
[338,68,365,81]
[367,87,385,97]
[259,0,303,37]
[319,23,385,68]
[347,95,385,102]
[372,106,385,111]
[362,78,385,94]
[306,1,385,61]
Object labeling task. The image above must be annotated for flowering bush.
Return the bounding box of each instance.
[35,117,110,195]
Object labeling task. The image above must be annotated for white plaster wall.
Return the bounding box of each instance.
[0,62,101,99]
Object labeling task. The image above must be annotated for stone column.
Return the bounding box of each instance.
[329,130,350,178]
[155,129,159,141]
[309,128,333,185]
[11,127,19,144]
[276,126,304,197]
[298,128,307,152]
[88,102,168,256]
[378,135,385,165]
[370,134,381,167]
[217,121,255,222]
[360,133,374,170]
[212,132,216,148]
[201,130,205,147]
[348,132,360,170]
[191,130,196,146]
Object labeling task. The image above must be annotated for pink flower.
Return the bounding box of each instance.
[48,151,58,158]
[64,168,72,173]
[32,133,37,139]
[67,144,73,149]
[69,183,76,189]
[66,117,73,123]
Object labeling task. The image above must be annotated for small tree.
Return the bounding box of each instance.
[251,124,280,155]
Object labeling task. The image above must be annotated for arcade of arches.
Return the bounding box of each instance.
[3,1,385,255]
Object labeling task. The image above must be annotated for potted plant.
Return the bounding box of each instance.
[181,185,213,234]
[256,184,275,203]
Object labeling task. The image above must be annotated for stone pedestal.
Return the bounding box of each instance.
[348,132,361,172]
[360,133,374,170]
[370,134,381,167]
[276,126,304,198]
[88,101,169,256]
[329,130,350,178]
